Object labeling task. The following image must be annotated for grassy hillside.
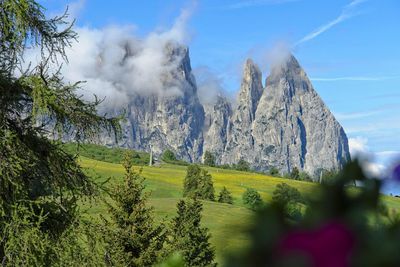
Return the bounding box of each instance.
[74,145,400,263]
[63,143,150,165]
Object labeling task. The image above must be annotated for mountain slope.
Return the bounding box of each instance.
[90,43,350,176]
[251,55,350,175]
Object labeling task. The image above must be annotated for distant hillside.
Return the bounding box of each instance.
[62,143,150,165]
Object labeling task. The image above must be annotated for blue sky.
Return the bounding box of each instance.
[40,0,400,186]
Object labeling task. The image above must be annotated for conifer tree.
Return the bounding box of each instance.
[183,165,202,197]
[169,198,216,267]
[0,0,119,264]
[183,165,215,201]
[218,187,233,204]
[105,151,166,266]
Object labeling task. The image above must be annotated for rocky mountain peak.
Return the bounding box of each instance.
[93,46,350,178]
[236,58,263,121]
[253,53,350,176]
[267,53,304,86]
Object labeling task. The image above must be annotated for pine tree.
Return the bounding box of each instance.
[183,165,201,197]
[183,165,215,201]
[218,187,233,204]
[169,198,216,267]
[0,0,119,264]
[105,151,166,266]
[197,169,215,201]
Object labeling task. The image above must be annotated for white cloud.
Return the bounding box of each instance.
[375,151,400,158]
[193,66,230,105]
[348,136,400,178]
[349,136,369,157]
[57,5,195,110]
[348,136,380,177]
[364,162,386,177]
[294,0,367,46]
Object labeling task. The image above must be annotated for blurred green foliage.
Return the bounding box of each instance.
[225,161,400,267]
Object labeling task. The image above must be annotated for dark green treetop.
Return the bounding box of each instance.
[218,187,234,204]
[203,151,216,167]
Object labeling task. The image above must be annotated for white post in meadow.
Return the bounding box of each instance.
[149,144,153,167]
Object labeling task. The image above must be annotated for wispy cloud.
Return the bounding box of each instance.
[375,151,400,158]
[311,76,400,82]
[68,0,86,19]
[335,110,381,120]
[225,0,300,9]
[294,0,367,46]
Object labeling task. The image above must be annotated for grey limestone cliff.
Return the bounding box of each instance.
[91,44,349,176]
[223,59,264,164]
[203,95,232,163]
[251,55,350,175]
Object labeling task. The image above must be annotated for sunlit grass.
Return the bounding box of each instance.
[79,156,400,262]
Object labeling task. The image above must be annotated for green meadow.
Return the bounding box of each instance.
[76,146,400,262]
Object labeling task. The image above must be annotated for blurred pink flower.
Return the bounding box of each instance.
[278,222,354,267]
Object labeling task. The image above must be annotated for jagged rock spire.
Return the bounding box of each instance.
[222,59,264,163]
[236,59,264,121]
[93,47,350,177]
[252,53,350,175]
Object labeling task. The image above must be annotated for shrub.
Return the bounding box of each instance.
[290,167,300,180]
[272,183,303,206]
[285,203,303,221]
[203,151,216,167]
[268,167,280,177]
[162,149,177,162]
[220,164,232,169]
[320,169,340,184]
[218,187,233,204]
[298,171,312,182]
[236,159,250,172]
[242,188,263,210]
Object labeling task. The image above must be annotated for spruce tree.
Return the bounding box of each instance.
[169,198,216,267]
[197,169,215,201]
[218,187,233,204]
[0,0,119,264]
[105,151,166,266]
[183,165,215,201]
[183,165,201,197]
